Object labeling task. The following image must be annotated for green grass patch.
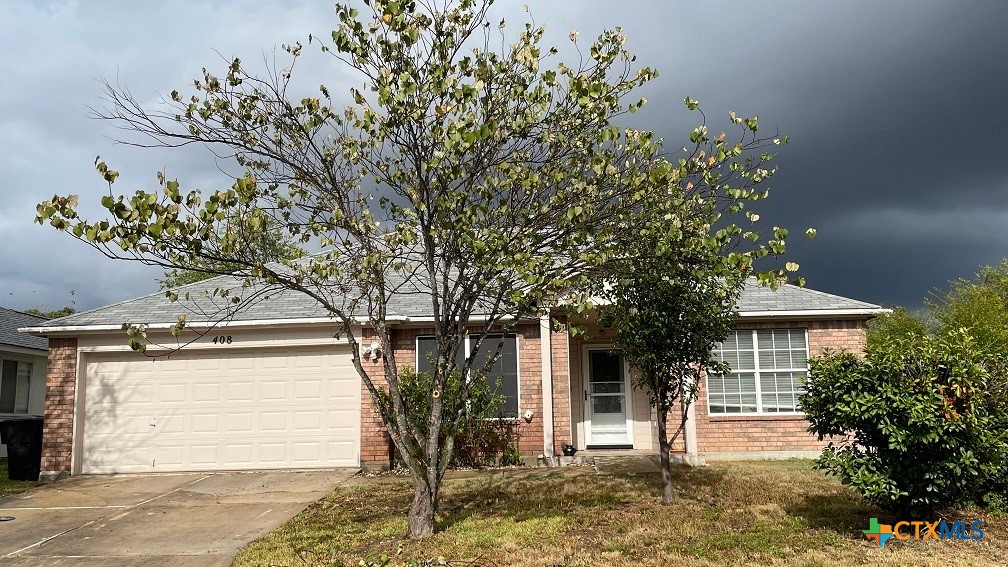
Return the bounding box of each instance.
[0,458,38,498]
[234,460,1008,567]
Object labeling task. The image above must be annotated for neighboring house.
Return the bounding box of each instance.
[21,278,885,480]
[1,307,48,458]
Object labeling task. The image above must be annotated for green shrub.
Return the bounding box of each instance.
[803,329,1008,515]
[454,416,523,468]
[376,366,521,469]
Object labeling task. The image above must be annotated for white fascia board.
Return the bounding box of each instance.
[737,308,890,318]
[19,317,369,336]
[21,308,886,336]
[389,314,525,327]
[19,312,530,336]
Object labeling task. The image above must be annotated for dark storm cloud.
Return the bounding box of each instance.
[2,0,1005,311]
[610,0,1008,306]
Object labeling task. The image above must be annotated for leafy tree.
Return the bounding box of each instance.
[804,330,1008,515]
[159,211,304,288]
[926,261,1008,456]
[35,1,795,536]
[866,306,929,347]
[24,306,77,319]
[604,263,741,505]
[929,260,1008,359]
[601,101,805,504]
[812,261,1008,513]
[869,261,1008,382]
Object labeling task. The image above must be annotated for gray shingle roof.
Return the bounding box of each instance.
[1,308,48,350]
[737,278,882,313]
[32,275,882,330]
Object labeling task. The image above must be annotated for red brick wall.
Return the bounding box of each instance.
[549,318,571,456]
[41,337,77,474]
[359,328,393,464]
[694,319,866,455]
[515,324,544,455]
[361,324,547,461]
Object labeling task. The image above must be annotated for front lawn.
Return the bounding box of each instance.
[0,458,38,498]
[234,460,1005,566]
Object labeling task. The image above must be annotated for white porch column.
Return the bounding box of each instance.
[684,397,698,458]
[683,376,702,466]
[539,314,555,457]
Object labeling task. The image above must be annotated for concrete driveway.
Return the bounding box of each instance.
[0,469,356,566]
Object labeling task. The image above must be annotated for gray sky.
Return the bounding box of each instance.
[2,0,1006,313]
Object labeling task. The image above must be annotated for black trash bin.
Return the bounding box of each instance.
[0,416,43,481]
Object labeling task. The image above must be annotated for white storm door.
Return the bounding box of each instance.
[584,348,632,447]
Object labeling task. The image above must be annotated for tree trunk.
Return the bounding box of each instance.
[407,475,438,538]
[656,410,674,505]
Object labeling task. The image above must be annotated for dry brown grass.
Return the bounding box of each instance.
[233,460,1006,566]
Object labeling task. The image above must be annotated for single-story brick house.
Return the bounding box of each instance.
[20,278,884,480]
[0,307,49,458]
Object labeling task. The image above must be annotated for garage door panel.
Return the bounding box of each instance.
[294,380,321,399]
[260,381,288,400]
[228,357,256,370]
[191,413,220,433]
[88,382,155,406]
[327,409,358,430]
[191,445,218,466]
[157,446,184,468]
[157,415,185,434]
[258,412,287,431]
[192,383,221,402]
[158,383,187,403]
[258,443,287,462]
[226,382,255,402]
[225,412,254,433]
[82,347,360,473]
[192,358,224,371]
[293,356,323,369]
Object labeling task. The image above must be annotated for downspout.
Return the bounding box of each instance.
[539,314,555,460]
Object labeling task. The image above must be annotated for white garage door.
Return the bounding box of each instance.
[81,347,360,474]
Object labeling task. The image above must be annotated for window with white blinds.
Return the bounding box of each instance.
[0,360,32,414]
[708,329,808,415]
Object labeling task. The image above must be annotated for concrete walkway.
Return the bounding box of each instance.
[0,469,355,566]
[593,454,660,475]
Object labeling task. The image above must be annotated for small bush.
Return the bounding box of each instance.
[377,366,522,470]
[453,416,523,468]
[803,329,1008,515]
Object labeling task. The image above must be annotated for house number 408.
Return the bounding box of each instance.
[211,335,233,345]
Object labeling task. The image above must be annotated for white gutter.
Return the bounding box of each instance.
[20,308,887,336]
[19,316,368,336]
[737,308,890,318]
[19,313,528,336]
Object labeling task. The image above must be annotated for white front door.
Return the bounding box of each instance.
[584,348,633,447]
